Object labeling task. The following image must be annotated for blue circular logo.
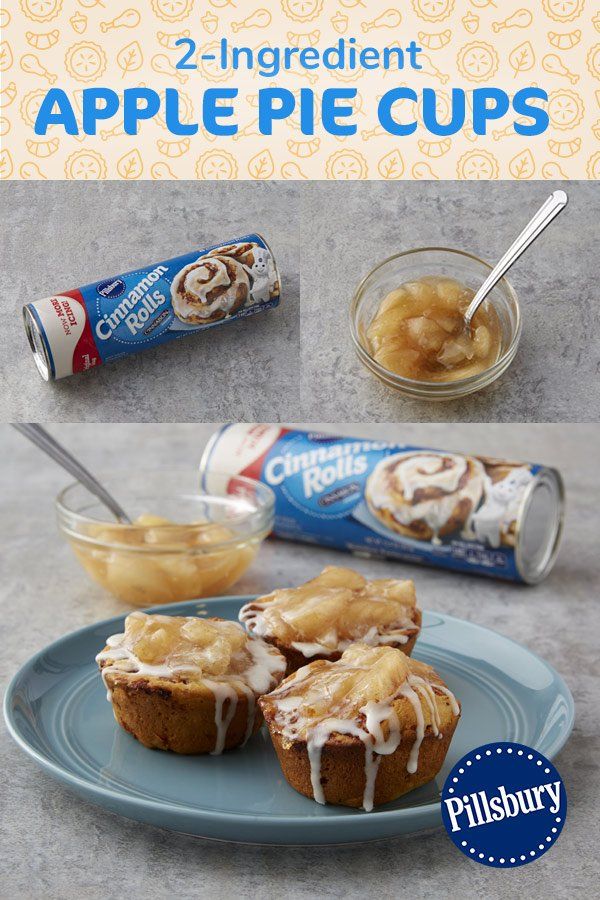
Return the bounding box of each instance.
[441,742,566,868]
[97,277,126,300]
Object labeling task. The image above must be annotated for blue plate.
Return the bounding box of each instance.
[4,598,574,845]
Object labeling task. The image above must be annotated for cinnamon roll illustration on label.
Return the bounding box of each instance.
[171,241,278,325]
[365,451,486,544]
[171,254,251,325]
[23,234,281,381]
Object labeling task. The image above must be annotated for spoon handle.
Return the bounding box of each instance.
[464,190,568,328]
[12,423,131,523]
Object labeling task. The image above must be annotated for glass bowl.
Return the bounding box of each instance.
[350,247,522,400]
[56,469,274,606]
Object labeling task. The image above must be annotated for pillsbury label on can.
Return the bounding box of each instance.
[200,425,564,584]
[23,235,280,380]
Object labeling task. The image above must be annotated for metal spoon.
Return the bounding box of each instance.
[12,423,131,523]
[464,190,568,332]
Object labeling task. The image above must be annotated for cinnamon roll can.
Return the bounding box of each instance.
[200,425,564,584]
[22,235,281,380]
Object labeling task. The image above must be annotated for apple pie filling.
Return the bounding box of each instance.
[239,566,420,659]
[366,276,502,382]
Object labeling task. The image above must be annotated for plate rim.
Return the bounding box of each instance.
[4,596,575,830]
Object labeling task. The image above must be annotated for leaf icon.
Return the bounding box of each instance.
[248,149,274,180]
[378,149,404,180]
[509,149,535,179]
[117,149,143,179]
[509,41,535,77]
[117,41,143,77]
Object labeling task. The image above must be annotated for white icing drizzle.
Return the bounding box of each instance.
[239,683,257,746]
[291,640,335,658]
[96,644,186,702]
[361,700,399,811]
[289,626,411,658]
[400,678,433,774]
[362,747,381,813]
[239,604,265,633]
[203,680,239,755]
[367,451,485,544]
[266,656,459,811]
[243,637,287,693]
[363,700,400,754]
[96,617,285,753]
[433,683,461,717]
[306,718,366,805]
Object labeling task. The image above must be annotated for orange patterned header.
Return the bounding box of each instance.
[1,0,599,180]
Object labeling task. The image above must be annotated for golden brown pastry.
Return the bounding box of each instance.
[96,612,286,754]
[260,644,460,810]
[239,566,421,673]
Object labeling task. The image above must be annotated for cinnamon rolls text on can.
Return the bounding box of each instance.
[200,425,564,584]
[23,235,281,380]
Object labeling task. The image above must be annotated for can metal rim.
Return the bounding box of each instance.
[515,467,565,584]
[23,304,53,382]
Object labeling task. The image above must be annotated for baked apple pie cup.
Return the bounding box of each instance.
[97,612,286,754]
[260,644,460,811]
[350,247,521,401]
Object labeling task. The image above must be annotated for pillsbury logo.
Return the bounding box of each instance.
[442,742,566,868]
[97,278,126,300]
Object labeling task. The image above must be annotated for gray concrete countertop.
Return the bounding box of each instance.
[0,182,300,423]
[301,181,599,422]
[1,423,597,898]
[3,181,597,424]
